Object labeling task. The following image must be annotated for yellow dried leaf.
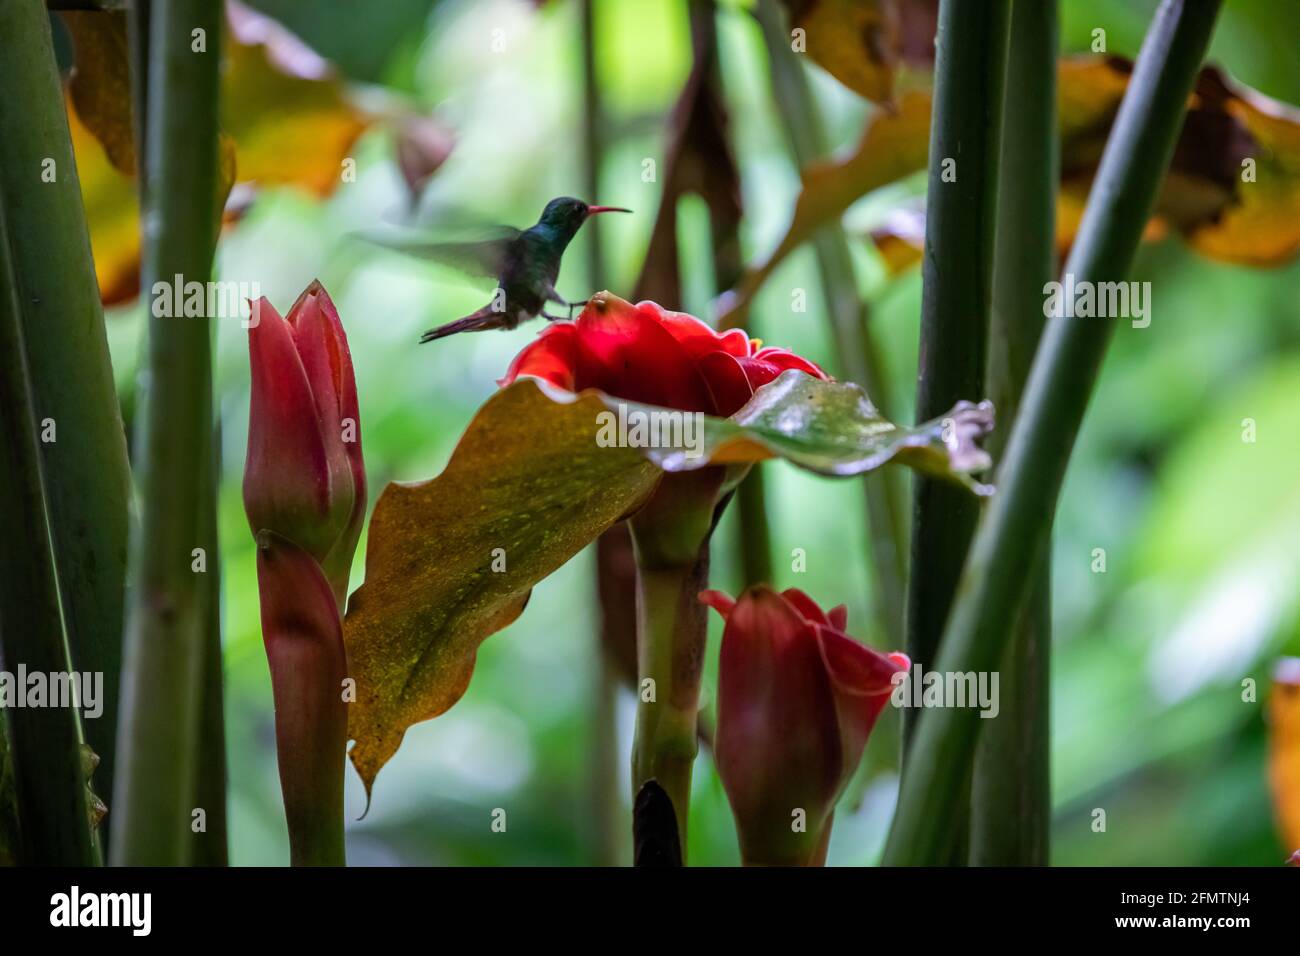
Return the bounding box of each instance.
[1269,659,1300,857]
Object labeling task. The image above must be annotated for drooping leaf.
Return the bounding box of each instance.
[780,0,937,106]
[70,6,371,304]
[343,385,660,797]
[721,88,930,323]
[344,372,992,796]
[724,57,1300,319]
[61,10,134,175]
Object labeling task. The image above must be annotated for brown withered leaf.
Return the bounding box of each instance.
[780,0,936,106]
[70,8,370,304]
[344,365,993,798]
[1269,658,1300,859]
[726,57,1300,312]
[722,88,929,324]
[62,10,135,176]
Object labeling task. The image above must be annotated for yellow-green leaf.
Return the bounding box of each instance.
[62,10,135,176]
[344,372,992,797]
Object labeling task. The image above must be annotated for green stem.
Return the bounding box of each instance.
[905,0,1012,746]
[0,203,98,867]
[627,472,721,865]
[755,0,907,649]
[629,552,709,864]
[735,465,774,586]
[192,420,228,866]
[111,0,223,865]
[970,0,1059,867]
[0,0,133,820]
[883,0,1222,866]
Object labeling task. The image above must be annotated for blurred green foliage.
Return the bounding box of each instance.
[93,0,1300,865]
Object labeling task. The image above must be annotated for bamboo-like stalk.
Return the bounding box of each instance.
[884,0,1223,866]
[0,0,133,818]
[192,420,228,866]
[754,0,907,649]
[629,539,712,864]
[970,0,1059,867]
[111,0,224,865]
[0,203,98,867]
[906,0,1012,746]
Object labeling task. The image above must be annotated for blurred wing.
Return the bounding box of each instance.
[358,226,521,280]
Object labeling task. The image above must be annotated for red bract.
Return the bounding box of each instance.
[701,585,909,866]
[500,292,827,416]
[244,280,364,601]
[244,280,362,866]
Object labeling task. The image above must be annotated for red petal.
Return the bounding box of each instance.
[500,321,579,390]
[739,349,831,393]
[652,304,751,359]
[753,346,830,380]
[244,296,334,551]
[699,589,737,619]
[816,626,909,765]
[827,604,849,631]
[570,297,715,411]
[695,351,755,418]
[779,587,830,626]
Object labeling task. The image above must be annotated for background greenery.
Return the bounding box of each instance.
[94,0,1300,865]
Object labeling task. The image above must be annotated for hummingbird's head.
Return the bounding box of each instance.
[538,197,631,238]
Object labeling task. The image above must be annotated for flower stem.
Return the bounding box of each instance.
[627,472,722,865]
[0,0,133,822]
[971,0,1059,867]
[629,552,709,864]
[883,0,1222,866]
[112,0,223,865]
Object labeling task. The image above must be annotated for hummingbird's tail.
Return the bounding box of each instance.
[419,305,511,343]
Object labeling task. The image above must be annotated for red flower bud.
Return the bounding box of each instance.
[702,585,909,866]
[500,292,827,417]
[243,280,364,601]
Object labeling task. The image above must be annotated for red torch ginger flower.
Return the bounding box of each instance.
[701,585,909,866]
[500,292,827,416]
[244,280,365,602]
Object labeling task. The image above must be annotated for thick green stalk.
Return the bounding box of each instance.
[112,0,223,865]
[884,0,1222,866]
[192,420,228,866]
[971,0,1059,867]
[0,0,133,816]
[906,0,1012,746]
[755,0,906,648]
[629,556,709,863]
[627,471,722,865]
[0,203,98,867]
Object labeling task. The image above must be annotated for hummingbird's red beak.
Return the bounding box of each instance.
[586,205,632,215]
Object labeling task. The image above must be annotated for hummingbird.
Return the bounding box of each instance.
[363,197,631,343]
